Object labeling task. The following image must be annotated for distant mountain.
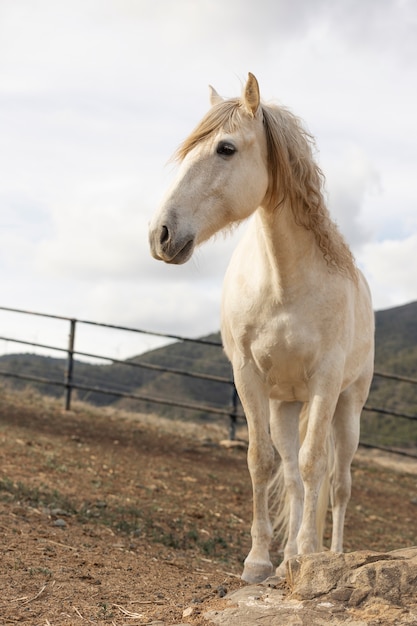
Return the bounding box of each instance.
[0,332,233,420]
[1,302,416,449]
[361,301,417,450]
[375,301,417,370]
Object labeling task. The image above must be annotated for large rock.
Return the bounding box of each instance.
[288,547,417,607]
[205,548,417,625]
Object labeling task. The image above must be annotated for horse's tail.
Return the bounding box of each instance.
[269,404,332,550]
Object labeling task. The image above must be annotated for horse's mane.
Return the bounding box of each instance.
[175,99,242,160]
[176,98,357,281]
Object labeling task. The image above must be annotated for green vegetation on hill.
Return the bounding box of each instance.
[361,302,417,450]
[1,302,416,450]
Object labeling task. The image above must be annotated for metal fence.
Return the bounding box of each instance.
[0,305,416,454]
[0,306,241,438]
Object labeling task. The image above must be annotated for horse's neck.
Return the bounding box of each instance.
[255,203,321,292]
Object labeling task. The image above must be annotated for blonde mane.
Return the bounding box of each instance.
[176,99,357,280]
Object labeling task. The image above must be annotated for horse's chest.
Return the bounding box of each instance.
[238,316,316,402]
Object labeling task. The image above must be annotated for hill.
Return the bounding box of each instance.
[0,332,232,420]
[361,301,417,450]
[1,302,417,448]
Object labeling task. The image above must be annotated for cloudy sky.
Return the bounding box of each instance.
[1,0,416,360]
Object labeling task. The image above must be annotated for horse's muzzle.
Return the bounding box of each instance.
[149,223,195,265]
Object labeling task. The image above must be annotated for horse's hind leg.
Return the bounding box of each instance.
[330,380,367,553]
[269,400,303,573]
[297,391,339,555]
[234,364,275,584]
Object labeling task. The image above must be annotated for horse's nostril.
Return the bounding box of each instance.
[160,225,169,245]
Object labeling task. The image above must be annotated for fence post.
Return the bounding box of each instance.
[64,318,76,410]
[229,385,238,440]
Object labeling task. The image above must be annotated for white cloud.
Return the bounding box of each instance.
[35,190,148,280]
[359,233,417,309]
[324,145,381,251]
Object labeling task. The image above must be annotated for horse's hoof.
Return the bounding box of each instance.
[275,561,287,578]
[241,561,273,584]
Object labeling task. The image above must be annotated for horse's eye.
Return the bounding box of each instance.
[216,142,236,157]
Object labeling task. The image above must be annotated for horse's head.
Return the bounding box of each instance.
[149,73,269,264]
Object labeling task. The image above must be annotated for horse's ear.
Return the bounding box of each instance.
[209,85,223,107]
[243,72,260,117]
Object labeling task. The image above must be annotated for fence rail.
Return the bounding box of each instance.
[0,306,239,438]
[0,369,236,417]
[0,305,416,452]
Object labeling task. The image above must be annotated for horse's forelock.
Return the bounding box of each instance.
[175,99,242,162]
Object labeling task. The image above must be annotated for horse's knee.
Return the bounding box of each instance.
[247,441,275,480]
[331,472,351,506]
[299,444,326,486]
[284,472,303,496]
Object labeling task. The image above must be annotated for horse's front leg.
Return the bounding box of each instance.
[297,392,338,554]
[234,364,275,584]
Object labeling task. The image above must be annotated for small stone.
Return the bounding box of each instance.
[182,606,194,618]
[52,518,67,528]
[217,585,228,598]
[51,508,70,517]
[219,439,247,449]
[94,501,107,509]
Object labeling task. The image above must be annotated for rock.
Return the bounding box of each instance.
[286,551,347,598]
[204,547,417,626]
[287,547,417,607]
[52,518,67,528]
[219,439,247,449]
[50,508,71,517]
[182,606,194,618]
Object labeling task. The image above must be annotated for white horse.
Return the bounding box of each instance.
[149,73,374,584]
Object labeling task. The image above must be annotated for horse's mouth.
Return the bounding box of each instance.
[151,237,194,265]
[168,238,195,264]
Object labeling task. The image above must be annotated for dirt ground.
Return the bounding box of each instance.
[1,385,417,626]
